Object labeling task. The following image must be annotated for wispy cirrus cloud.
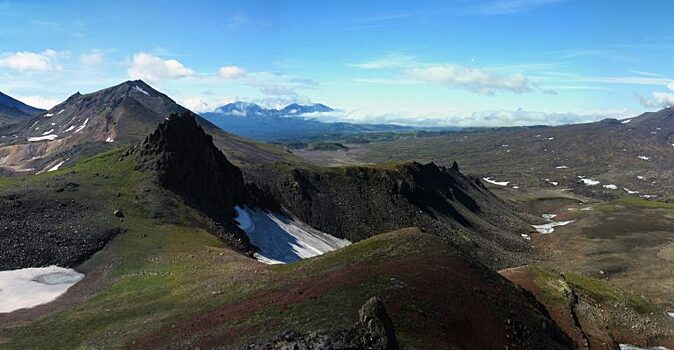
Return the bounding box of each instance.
[468,0,567,15]
[575,75,672,86]
[631,70,663,78]
[348,54,417,70]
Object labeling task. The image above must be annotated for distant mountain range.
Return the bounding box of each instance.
[203,102,415,142]
[212,101,334,117]
[0,92,45,126]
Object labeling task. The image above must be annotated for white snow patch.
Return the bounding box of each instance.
[640,195,657,198]
[64,125,75,132]
[234,206,351,264]
[624,188,640,194]
[42,129,54,135]
[48,160,65,172]
[580,207,594,211]
[44,113,54,117]
[56,109,65,115]
[512,186,520,189]
[482,177,509,186]
[105,137,114,143]
[603,184,618,190]
[74,118,89,133]
[667,311,674,319]
[133,85,150,96]
[637,176,645,180]
[521,234,531,240]
[544,178,558,186]
[531,220,575,234]
[542,214,557,220]
[580,178,600,186]
[638,155,650,161]
[621,119,632,124]
[556,165,569,169]
[619,344,669,350]
[0,266,84,313]
[27,135,58,142]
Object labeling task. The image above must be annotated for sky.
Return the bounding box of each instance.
[0,0,673,127]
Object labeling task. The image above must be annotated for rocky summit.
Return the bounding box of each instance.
[135,112,245,221]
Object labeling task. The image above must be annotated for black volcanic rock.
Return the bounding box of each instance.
[355,297,398,350]
[242,296,398,350]
[0,185,122,270]
[136,112,245,221]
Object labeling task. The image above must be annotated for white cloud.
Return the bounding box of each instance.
[467,108,633,126]
[638,92,674,109]
[79,51,103,66]
[316,107,634,128]
[15,95,60,109]
[177,97,236,113]
[177,97,214,113]
[0,49,62,72]
[218,66,247,79]
[405,64,535,94]
[127,52,194,82]
[668,81,674,90]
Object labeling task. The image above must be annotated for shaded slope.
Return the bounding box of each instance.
[0,91,44,126]
[246,161,534,269]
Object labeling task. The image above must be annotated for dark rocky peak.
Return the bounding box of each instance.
[450,161,460,172]
[243,296,398,350]
[598,118,621,125]
[135,112,245,221]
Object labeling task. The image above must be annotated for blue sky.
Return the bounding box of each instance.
[1,0,673,126]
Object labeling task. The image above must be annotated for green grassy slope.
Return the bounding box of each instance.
[0,149,570,349]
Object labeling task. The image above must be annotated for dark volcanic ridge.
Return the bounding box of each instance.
[245,160,534,269]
